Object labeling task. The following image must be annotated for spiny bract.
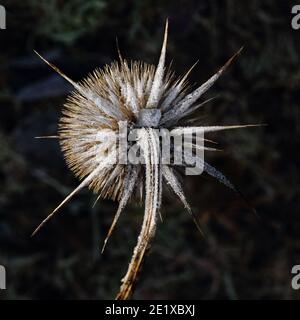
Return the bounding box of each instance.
[33,21,258,300]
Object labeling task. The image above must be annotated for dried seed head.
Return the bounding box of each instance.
[33,21,260,299]
[58,60,169,200]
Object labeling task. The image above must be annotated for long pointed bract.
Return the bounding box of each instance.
[101,167,139,253]
[161,47,243,124]
[34,50,81,91]
[35,50,125,120]
[31,170,95,237]
[35,135,59,139]
[160,61,198,113]
[31,151,117,237]
[146,20,168,108]
[171,124,262,136]
[160,97,216,126]
[162,165,205,237]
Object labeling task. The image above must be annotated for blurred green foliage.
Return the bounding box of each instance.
[29,0,107,45]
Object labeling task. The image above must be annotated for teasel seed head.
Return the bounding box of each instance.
[33,20,261,299]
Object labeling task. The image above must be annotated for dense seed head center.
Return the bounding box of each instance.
[136,109,162,128]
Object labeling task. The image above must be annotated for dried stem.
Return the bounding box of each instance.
[116,129,160,300]
[115,189,158,300]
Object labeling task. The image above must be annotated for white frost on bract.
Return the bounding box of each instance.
[146,20,168,109]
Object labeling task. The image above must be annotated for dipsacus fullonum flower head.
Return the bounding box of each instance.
[33,21,259,299]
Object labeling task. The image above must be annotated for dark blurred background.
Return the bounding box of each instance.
[0,0,299,300]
